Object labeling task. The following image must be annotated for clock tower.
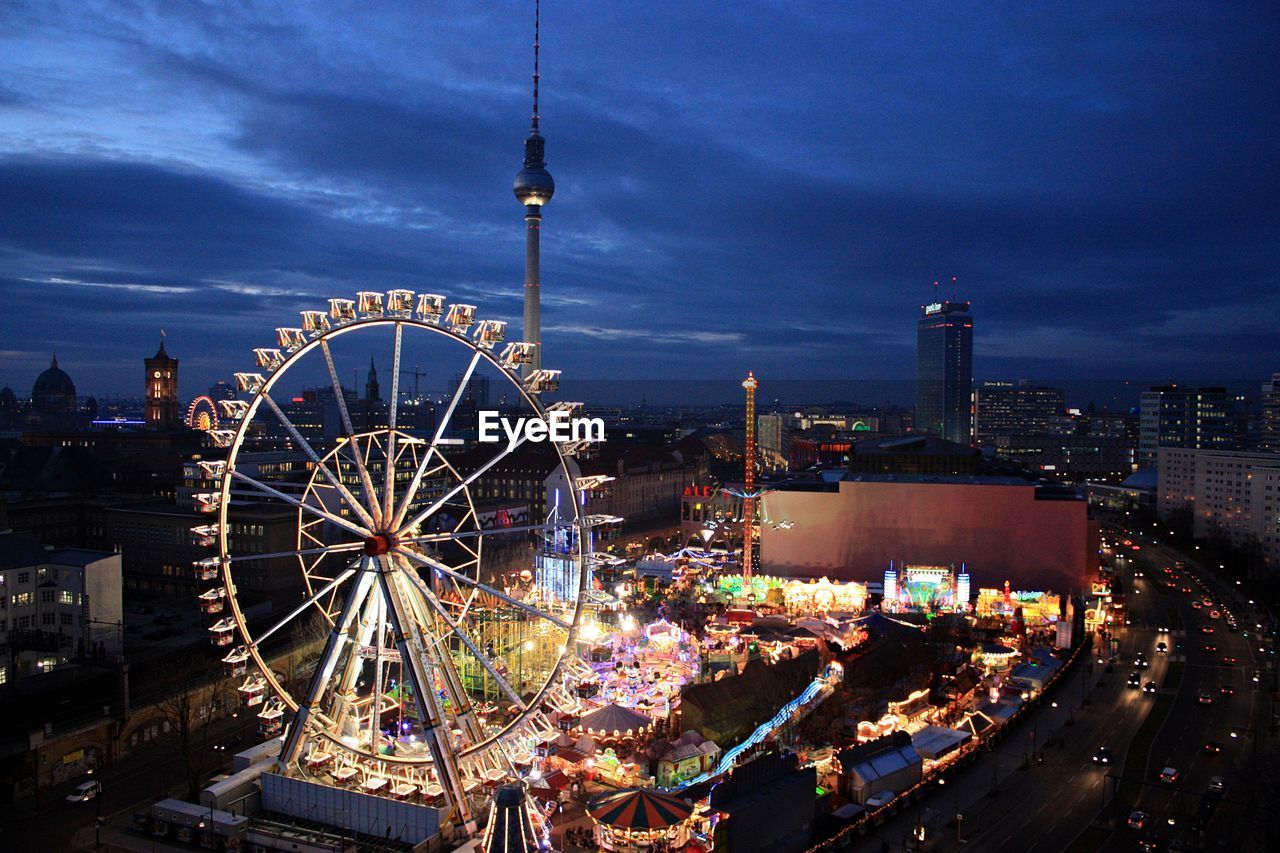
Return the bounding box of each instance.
[145,338,180,430]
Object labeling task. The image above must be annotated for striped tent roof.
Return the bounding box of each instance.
[579,702,652,734]
[588,788,694,830]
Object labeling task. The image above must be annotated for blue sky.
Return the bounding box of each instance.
[1,1,1277,399]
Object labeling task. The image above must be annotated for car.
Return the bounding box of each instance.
[213,735,241,752]
[1203,739,1222,754]
[1202,625,1215,634]
[1137,834,1161,852]
[1135,656,1149,669]
[1209,610,1221,620]
[1092,746,1114,764]
[1229,623,1240,633]
[1203,643,1218,653]
[1127,673,1142,689]
[1160,766,1180,784]
[1156,641,1168,653]
[1198,691,1214,705]
[1143,681,1158,694]
[1158,626,1170,634]
[1220,684,1235,696]
[1134,570,1145,578]
[1128,810,1150,830]
[1208,776,1226,793]
[65,780,102,803]
[1222,656,1238,666]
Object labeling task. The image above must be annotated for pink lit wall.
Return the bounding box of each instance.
[760,480,1097,593]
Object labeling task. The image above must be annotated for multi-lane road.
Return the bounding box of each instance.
[859,520,1274,852]
[1097,531,1268,851]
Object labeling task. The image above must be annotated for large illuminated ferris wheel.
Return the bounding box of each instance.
[194,290,609,833]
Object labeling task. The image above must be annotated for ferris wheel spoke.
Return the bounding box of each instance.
[397,562,527,709]
[394,546,571,630]
[223,541,365,564]
[391,349,481,529]
[397,438,524,537]
[258,392,378,530]
[396,522,551,547]
[250,565,359,649]
[229,470,368,539]
[383,323,403,520]
[320,338,382,527]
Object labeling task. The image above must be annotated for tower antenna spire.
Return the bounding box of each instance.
[531,0,540,132]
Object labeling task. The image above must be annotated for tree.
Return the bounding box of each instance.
[152,655,231,801]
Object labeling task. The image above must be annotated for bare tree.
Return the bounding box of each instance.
[152,655,231,801]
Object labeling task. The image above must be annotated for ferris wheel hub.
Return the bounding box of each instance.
[364,534,395,557]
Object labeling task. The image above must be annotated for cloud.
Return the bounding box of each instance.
[0,1,1276,395]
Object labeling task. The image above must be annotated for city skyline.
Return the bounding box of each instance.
[2,2,1278,396]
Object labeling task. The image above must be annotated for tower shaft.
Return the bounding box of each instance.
[522,205,542,376]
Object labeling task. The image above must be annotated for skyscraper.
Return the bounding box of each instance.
[1138,385,1236,466]
[1260,372,1280,452]
[513,0,554,378]
[972,379,1070,446]
[145,338,179,430]
[916,299,973,444]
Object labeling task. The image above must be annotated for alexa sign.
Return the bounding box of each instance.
[478,410,605,451]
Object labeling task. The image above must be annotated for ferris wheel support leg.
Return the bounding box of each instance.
[394,559,485,745]
[399,564,527,710]
[330,580,382,740]
[375,562,474,831]
[280,566,376,770]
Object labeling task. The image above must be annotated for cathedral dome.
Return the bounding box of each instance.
[32,356,77,414]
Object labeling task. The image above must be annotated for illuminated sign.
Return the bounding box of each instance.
[925,302,944,315]
[683,485,715,498]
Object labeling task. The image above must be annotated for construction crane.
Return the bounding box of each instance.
[399,366,429,401]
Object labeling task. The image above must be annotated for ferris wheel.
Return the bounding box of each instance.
[194,290,602,833]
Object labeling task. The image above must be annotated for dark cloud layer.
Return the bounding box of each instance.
[0,0,1277,399]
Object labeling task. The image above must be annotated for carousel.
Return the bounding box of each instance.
[587,788,696,852]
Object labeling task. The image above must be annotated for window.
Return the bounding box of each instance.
[37,657,58,672]
[17,571,29,584]
[12,592,32,607]
[41,589,55,604]
[59,590,73,605]
[42,612,55,626]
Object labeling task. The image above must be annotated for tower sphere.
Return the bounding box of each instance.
[514,134,555,206]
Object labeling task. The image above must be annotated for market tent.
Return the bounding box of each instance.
[588,788,694,830]
[580,703,652,735]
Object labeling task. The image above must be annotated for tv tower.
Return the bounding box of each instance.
[513,0,554,378]
[742,371,758,579]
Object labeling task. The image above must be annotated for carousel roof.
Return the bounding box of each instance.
[588,788,694,831]
[581,703,652,734]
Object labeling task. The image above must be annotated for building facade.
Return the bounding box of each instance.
[972,380,1069,446]
[760,475,1097,592]
[1157,447,1280,572]
[0,532,122,683]
[916,300,973,445]
[1138,385,1235,467]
